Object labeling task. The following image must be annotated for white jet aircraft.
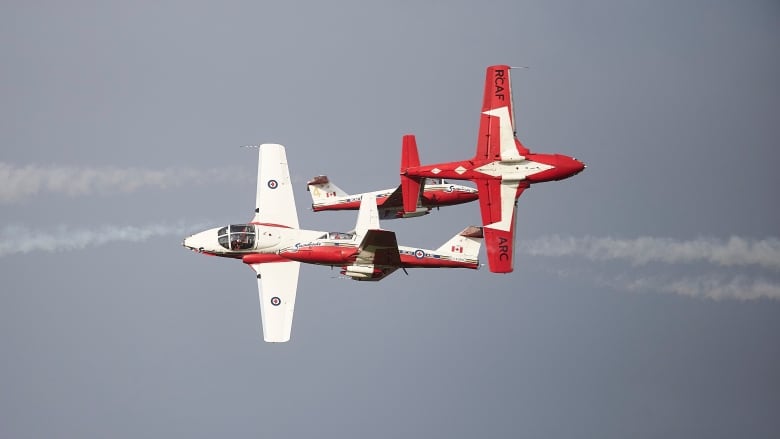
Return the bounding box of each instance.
[306,175,478,219]
[183,144,482,342]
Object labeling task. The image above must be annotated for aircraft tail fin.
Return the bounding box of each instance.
[436,226,483,261]
[400,134,423,213]
[307,175,349,206]
[354,194,381,238]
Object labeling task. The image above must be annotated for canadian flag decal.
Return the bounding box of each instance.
[451,245,463,253]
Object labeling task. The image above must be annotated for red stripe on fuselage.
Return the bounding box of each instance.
[399,254,478,269]
[242,253,287,264]
[277,245,358,265]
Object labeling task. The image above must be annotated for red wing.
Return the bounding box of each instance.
[474,65,529,162]
[475,179,503,226]
[483,226,516,274]
[476,178,527,273]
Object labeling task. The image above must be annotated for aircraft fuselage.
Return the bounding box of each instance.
[404,153,584,184]
[311,183,479,218]
[278,241,479,270]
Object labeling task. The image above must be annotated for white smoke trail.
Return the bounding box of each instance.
[657,275,780,301]
[522,235,780,301]
[0,162,251,203]
[523,235,780,271]
[0,221,213,257]
[531,264,780,301]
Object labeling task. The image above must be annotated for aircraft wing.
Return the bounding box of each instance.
[252,144,299,228]
[381,185,404,208]
[250,261,300,342]
[383,177,431,209]
[354,229,402,279]
[476,178,527,273]
[475,65,530,162]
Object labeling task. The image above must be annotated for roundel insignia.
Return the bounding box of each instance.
[270,296,281,306]
[414,249,425,259]
[267,179,279,189]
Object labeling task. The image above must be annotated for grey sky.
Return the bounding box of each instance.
[2,1,779,438]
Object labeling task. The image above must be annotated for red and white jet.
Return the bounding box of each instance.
[306,175,478,219]
[400,65,585,273]
[183,144,483,342]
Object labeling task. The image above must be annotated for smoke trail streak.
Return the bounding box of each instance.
[0,221,212,257]
[522,235,780,301]
[656,275,780,301]
[600,271,780,301]
[616,273,780,301]
[531,264,780,301]
[0,162,251,203]
[523,235,780,271]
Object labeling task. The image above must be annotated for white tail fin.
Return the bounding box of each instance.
[354,195,380,237]
[436,226,483,259]
[306,175,349,204]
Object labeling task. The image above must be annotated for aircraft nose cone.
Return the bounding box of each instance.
[182,235,198,252]
[182,229,217,253]
[556,155,585,179]
[524,153,585,183]
[572,158,586,175]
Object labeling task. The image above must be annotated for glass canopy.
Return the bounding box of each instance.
[217,224,256,250]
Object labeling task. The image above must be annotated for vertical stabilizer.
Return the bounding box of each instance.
[436,226,483,260]
[306,175,349,207]
[400,134,422,213]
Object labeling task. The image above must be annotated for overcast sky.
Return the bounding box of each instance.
[2,1,779,438]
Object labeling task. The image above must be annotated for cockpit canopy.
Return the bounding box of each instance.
[217,224,256,250]
[318,232,355,240]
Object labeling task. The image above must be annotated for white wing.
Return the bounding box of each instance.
[252,144,299,228]
[250,261,300,342]
[354,194,380,237]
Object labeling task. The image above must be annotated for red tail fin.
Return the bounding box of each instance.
[401,134,420,168]
[400,134,421,213]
